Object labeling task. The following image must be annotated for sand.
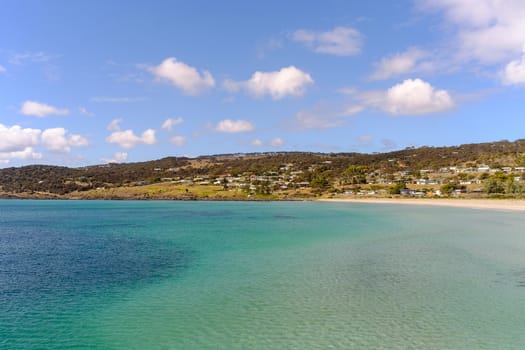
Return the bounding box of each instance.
[321,197,525,212]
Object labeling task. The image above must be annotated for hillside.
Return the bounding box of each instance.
[1,139,525,199]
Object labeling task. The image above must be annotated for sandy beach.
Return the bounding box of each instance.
[321,197,525,212]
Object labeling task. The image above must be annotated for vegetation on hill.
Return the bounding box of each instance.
[1,139,525,199]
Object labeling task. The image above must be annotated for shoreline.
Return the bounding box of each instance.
[320,197,525,212]
[2,194,525,211]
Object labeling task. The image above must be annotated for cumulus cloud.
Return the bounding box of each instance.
[106,129,157,148]
[502,48,525,85]
[170,136,186,146]
[370,48,433,80]
[269,137,284,147]
[292,26,363,56]
[20,100,69,117]
[0,124,41,153]
[293,103,363,130]
[150,57,215,95]
[251,138,284,147]
[107,118,123,131]
[357,135,373,144]
[0,123,86,162]
[162,118,184,130]
[41,128,71,153]
[106,119,156,148]
[68,134,89,147]
[251,139,263,147]
[0,148,42,163]
[361,79,454,115]
[41,128,89,153]
[101,152,128,164]
[78,107,94,116]
[215,119,255,133]
[224,66,313,99]
[418,0,525,64]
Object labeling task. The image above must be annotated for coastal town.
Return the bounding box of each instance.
[111,160,525,199]
[2,139,525,200]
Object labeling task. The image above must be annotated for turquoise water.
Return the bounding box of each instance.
[1,200,525,349]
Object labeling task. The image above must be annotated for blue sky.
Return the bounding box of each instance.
[2,0,525,167]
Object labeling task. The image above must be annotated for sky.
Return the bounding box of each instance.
[1,0,525,167]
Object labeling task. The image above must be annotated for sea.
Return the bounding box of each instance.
[1,199,524,349]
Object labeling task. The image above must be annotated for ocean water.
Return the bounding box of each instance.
[1,200,524,349]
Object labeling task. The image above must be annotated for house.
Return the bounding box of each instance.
[477,165,490,172]
[416,179,439,185]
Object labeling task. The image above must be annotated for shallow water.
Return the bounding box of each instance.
[1,200,524,349]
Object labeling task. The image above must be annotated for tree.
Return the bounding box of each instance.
[517,154,525,167]
[389,182,406,195]
[311,177,329,188]
[440,183,455,196]
[484,178,505,194]
[343,165,368,184]
[483,171,509,194]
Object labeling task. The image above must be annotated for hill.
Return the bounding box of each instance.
[1,139,525,199]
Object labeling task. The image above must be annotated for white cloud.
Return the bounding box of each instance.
[102,152,128,164]
[251,138,284,147]
[251,139,263,147]
[293,103,363,130]
[150,57,215,95]
[370,48,433,80]
[216,119,255,133]
[361,79,454,115]
[107,118,123,131]
[502,48,525,85]
[418,0,525,64]
[269,137,284,147]
[357,135,373,144]
[8,51,57,65]
[78,107,94,116]
[0,124,41,153]
[0,123,86,162]
[381,138,397,150]
[170,136,186,146]
[68,134,89,147]
[162,118,184,130]
[225,66,313,99]
[223,79,240,93]
[41,128,89,153]
[0,65,6,73]
[20,101,69,117]
[292,26,363,56]
[41,128,71,153]
[0,148,42,163]
[91,96,146,103]
[106,129,157,148]
[294,110,344,129]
